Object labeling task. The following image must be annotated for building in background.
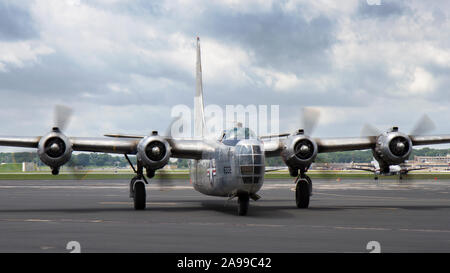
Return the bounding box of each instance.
[22,162,36,172]
[412,155,450,171]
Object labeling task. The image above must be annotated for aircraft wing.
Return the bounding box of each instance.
[0,136,214,160]
[264,134,450,157]
[265,166,288,173]
[0,136,141,154]
[262,139,283,157]
[71,137,215,159]
[405,166,428,172]
[262,136,377,157]
[314,137,376,153]
[349,167,376,173]
[70,137,140,154]
[409,135,450,146]
[0,136,41,148]
[314,134,450,152]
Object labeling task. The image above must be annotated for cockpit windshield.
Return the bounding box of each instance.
[223,127,256,141]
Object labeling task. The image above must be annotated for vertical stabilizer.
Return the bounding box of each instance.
[194,37,206,138]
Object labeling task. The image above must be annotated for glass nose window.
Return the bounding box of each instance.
[237,144,264,184]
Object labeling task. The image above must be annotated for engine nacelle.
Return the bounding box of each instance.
[137,135,171,171]
[373,129,412,165]
[281,134,318,174]
[37,128,73,174]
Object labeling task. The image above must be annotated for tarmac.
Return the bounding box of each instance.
[0,178,448,252]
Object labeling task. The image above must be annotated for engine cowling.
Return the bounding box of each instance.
[373,130,412,165]
[37,128,73,173]
[137,135,171,171]
[281,134,318,174]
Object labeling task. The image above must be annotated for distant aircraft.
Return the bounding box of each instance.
[1,37,450,215]
[350,159,427,180]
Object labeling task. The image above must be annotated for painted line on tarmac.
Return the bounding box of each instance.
[0,218,108,224]
[0,185,193,190]
[2,216,449,234]
[99,201,179,206]
[314,192,450,202]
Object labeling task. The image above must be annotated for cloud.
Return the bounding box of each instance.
[357,0,408,18]
[0,41,53,71]
[0,1,38,41]
[0,0,450,152]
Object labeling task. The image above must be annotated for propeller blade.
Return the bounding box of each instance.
[54,105,73,132]
[301,107,321,136]
[410,114,436,136]
[361,123,382,137]
[65,156,91,181]
[165,114,184,138]
[153,168,178,190]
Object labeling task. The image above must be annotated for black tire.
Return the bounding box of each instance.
[295,179,310,208]
[238,195,249,216]
[305,175,313,196]
[133,182,146,210]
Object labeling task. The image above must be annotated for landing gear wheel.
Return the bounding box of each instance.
[133,181,146,210]
[305,175,312,196]
[237,194,249,216]
[295,179,310,208]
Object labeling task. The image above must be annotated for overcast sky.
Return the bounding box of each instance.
[0,0,449,152]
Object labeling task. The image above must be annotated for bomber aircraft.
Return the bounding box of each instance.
[350,159,427,180]
[1,37,450,215]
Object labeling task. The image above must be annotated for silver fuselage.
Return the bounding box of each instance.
[189,139,265,197]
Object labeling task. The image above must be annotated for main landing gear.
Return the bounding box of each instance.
[295,173,312,209]
[125,154,148,210]
[129,175,147,210]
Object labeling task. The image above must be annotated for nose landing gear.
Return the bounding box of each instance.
[237,193,250,216]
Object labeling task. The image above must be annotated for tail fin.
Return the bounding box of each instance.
[194,37,206,138]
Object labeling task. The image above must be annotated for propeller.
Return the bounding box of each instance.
[44,137,66,158]
[51,105,90,180]
[389,136,410,157]
[359,114,436,181]
[294,139,315,159]
[150,115,190,190]
[54,105,73,132]
[153,167,177,190]
[165,114,183,138]
[410,114,436,136]
[300,107,321,136]
[361,123,382,137]
[360,114,436,137]
[289,107,321,160]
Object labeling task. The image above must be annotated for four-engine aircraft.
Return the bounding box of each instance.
[350,159,427,180]
[1,37,450,215]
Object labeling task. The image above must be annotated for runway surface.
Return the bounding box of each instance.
[0,178,449,253]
